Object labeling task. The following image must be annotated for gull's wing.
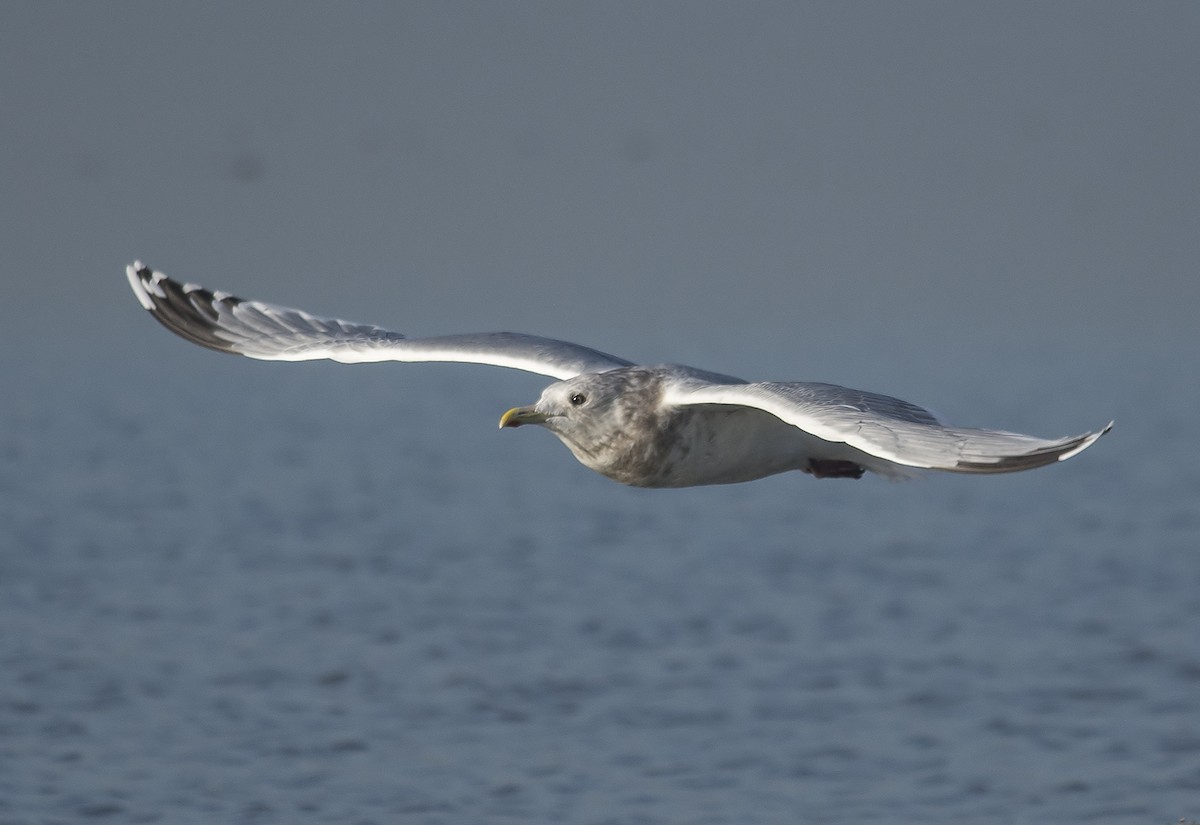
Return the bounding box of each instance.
[664,380,1111,474]
[126,262,633,380]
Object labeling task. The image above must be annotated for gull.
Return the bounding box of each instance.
[125,262,1111,487]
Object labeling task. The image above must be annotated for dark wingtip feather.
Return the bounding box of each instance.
[126,261,247,356]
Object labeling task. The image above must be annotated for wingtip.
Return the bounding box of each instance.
[1056,420,1114,462]
[126,260,156,310]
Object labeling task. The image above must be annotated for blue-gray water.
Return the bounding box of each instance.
[2,4,1198,823]
[4,338,1198,824]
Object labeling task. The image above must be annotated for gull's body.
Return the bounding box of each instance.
[125,263,1111,487]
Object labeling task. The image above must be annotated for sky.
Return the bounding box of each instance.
[1,2,1196,397]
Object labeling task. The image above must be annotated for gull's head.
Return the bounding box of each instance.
[498,368,667,480]
[499,371,633,435]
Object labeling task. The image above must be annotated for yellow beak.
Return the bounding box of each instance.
[498,406,548,429]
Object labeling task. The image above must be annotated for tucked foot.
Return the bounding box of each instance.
[805,459,865,479]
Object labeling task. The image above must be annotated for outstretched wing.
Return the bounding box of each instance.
[664,380,1111,474]
[125,262,634,380]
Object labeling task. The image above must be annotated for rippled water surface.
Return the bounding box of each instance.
[2,345,1197,824]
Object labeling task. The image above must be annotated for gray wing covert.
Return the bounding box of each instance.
[126,262,633,379]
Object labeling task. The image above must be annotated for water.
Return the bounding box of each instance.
[1,340,1197,824]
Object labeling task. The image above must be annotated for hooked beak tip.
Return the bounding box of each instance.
[499,407,521,429]
[499,406,543,429]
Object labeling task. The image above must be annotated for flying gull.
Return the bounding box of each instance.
[125,262,1111,487]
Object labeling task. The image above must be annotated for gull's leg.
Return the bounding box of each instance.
[805,459,865,479]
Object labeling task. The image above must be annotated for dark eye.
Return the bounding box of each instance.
[569,392,587,407]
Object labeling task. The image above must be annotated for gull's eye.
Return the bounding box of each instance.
[569,392,587,407]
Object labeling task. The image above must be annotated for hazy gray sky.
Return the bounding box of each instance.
[2,3,1195,376]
